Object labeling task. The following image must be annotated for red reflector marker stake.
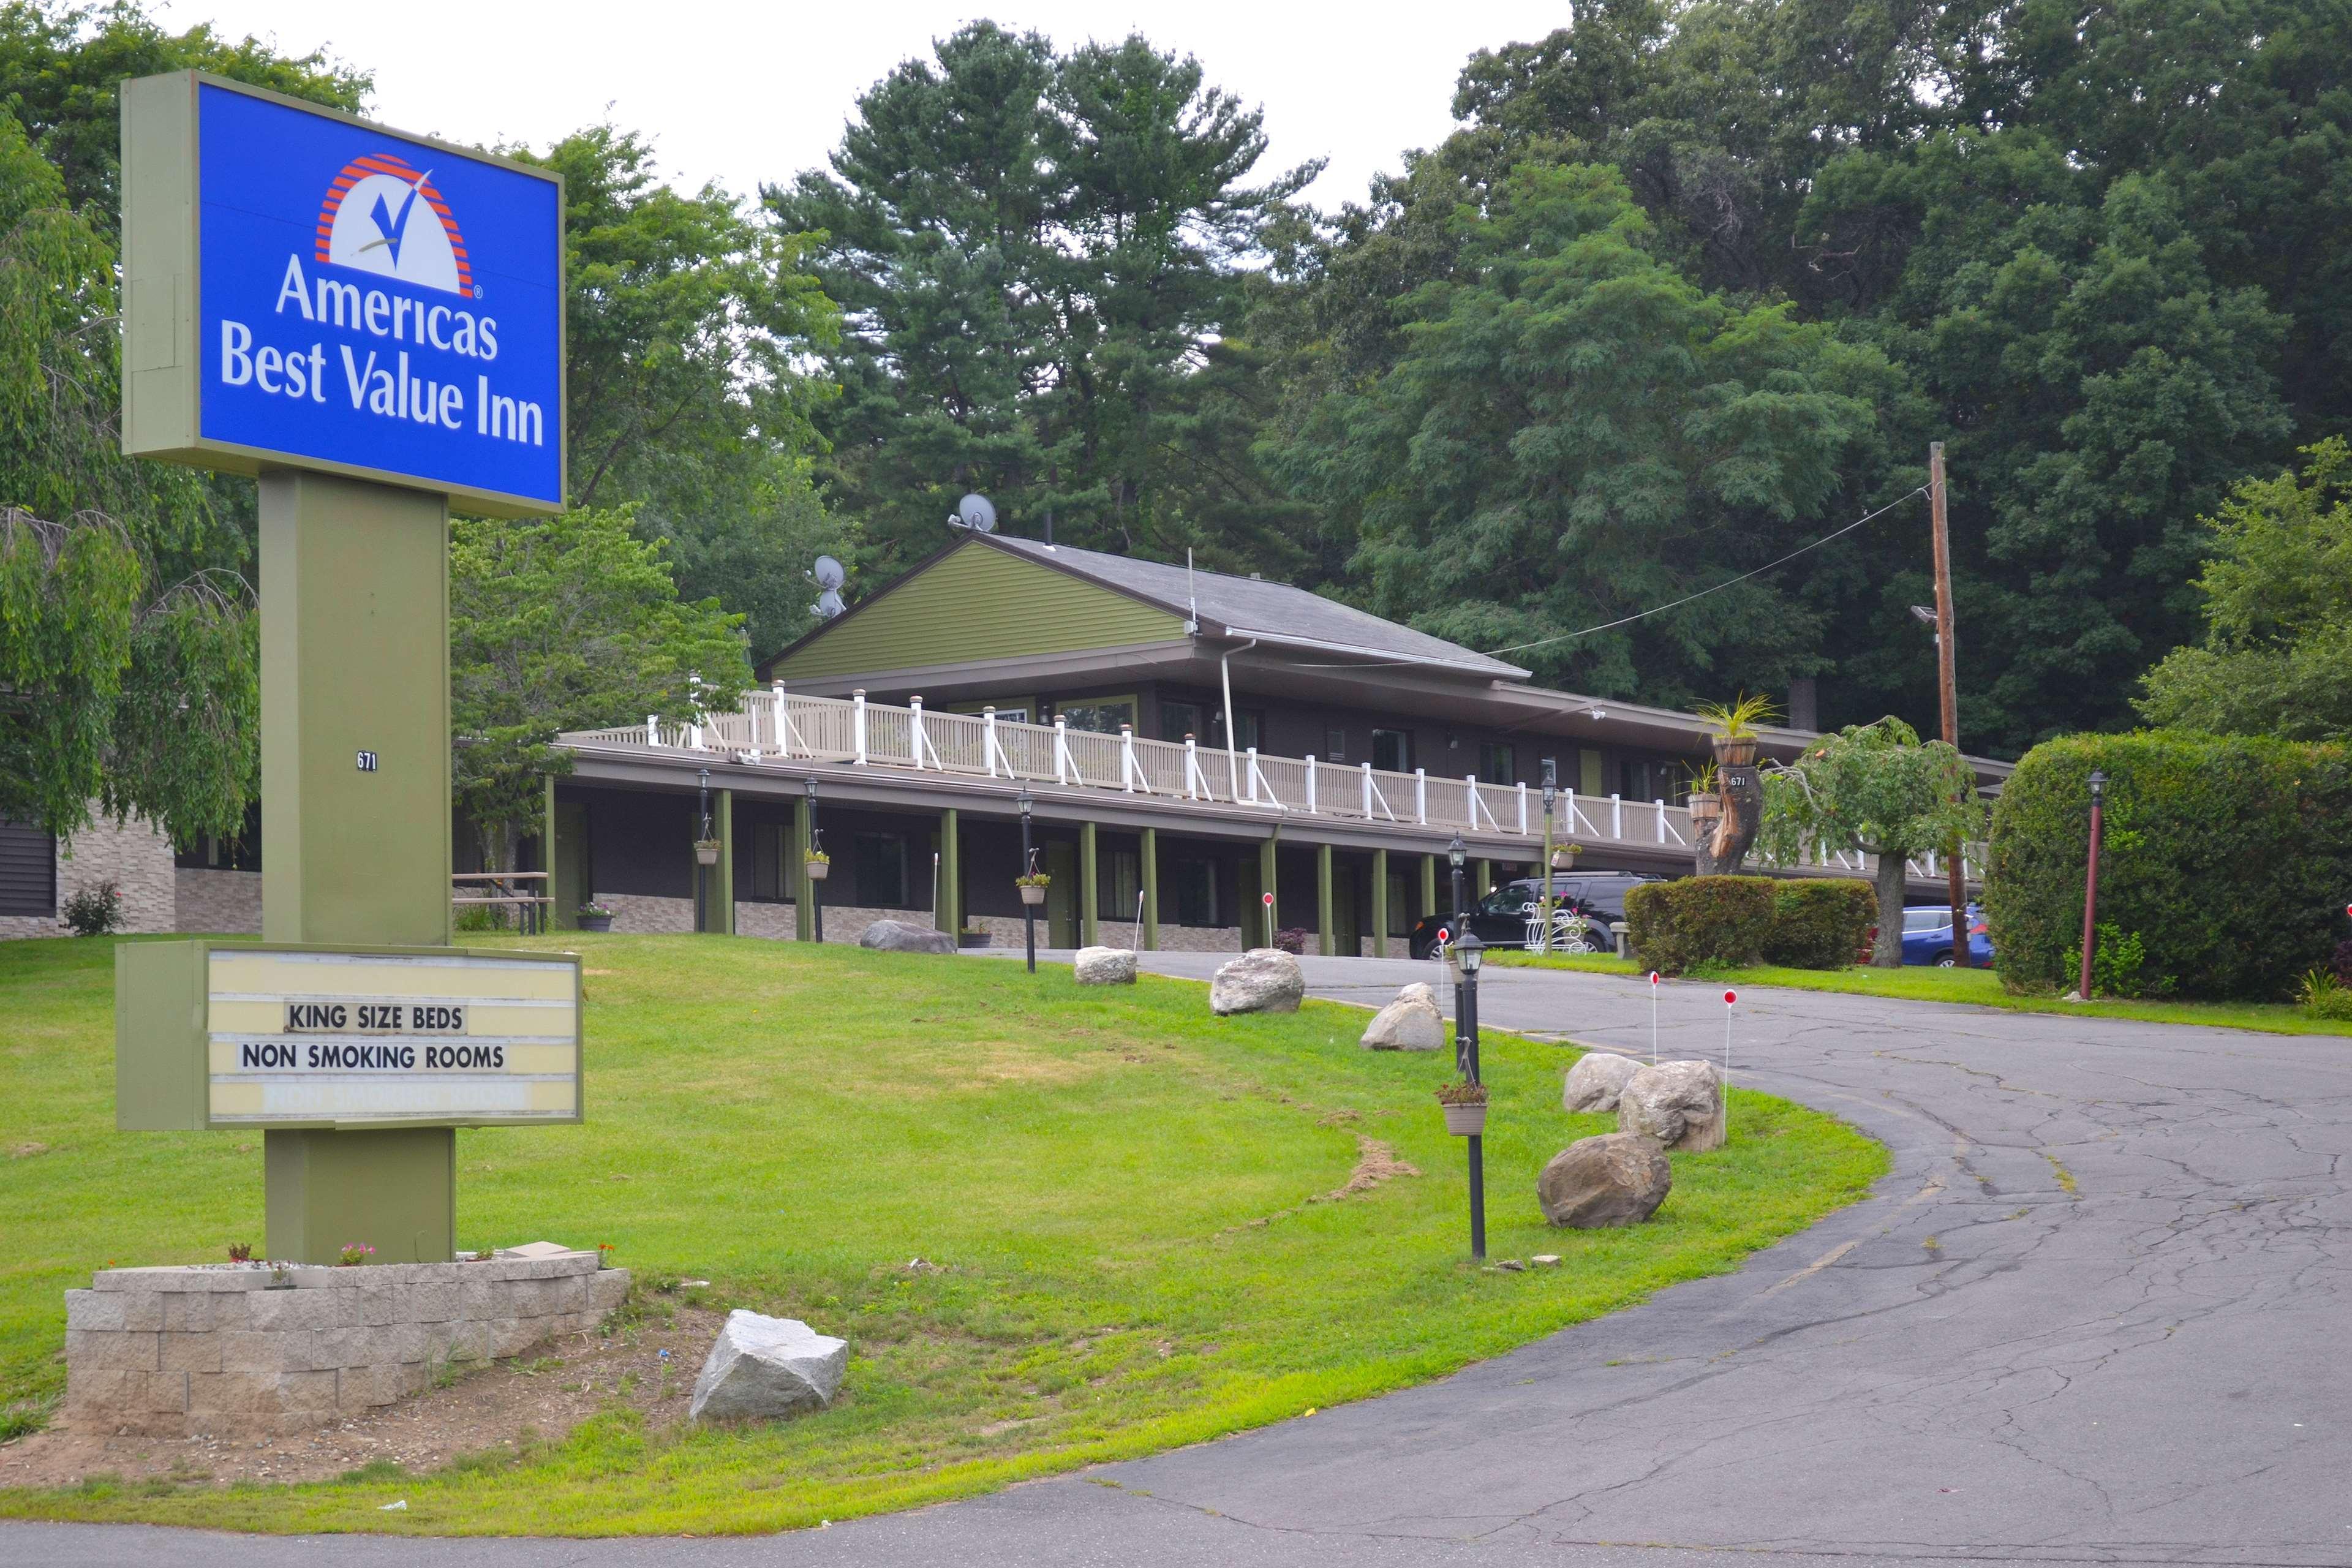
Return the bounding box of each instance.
[1721,990,1737,1142]
[1648,971,1660,1064]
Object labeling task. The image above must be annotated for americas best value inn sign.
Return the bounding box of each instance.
[121,73,564,514]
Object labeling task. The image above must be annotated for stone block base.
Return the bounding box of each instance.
[62,1253,630,1437]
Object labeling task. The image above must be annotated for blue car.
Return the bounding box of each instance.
[1899,904,1994,967]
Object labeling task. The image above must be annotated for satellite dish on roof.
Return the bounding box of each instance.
[949,493,997,533]
[812,588,846,620]
[811,555,846,590]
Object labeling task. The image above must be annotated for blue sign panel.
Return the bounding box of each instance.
[196,84,563,509]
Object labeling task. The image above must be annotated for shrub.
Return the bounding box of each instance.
[1986,731,2352,1001]
[2062,922,2172,1000]
[61,881,122,937]
[2335,938,2352,986]
[1273,926,1309,955]
[1625,876,1775,974]
[2298,970,2352,1021]
[1762,879,1877,969]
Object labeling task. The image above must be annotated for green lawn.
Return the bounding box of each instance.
[1491,949,2352,1035]
[0,933,1883,1536]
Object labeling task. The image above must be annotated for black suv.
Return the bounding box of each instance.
[1404,872,1665,960]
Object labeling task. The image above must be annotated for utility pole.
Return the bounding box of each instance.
[1929,442,1970,966]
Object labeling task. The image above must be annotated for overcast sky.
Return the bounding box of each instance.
[158,1,1567,212]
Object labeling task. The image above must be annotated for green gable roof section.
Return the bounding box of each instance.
[761,533,1529,685]
[764,538,1189,682]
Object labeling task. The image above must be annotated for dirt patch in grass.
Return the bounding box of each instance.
[0,1305,724,1491]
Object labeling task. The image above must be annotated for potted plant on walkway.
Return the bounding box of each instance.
[1695,692,1779,766]
[576,900,616,933]
[694,837,722,866]
[1016,871,1049,907]
[1436,1078,1488,1137]
[805,849,831,881]
[959,921,993,949]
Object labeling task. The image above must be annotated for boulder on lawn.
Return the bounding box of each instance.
[1617,1059,1725,1152]
[1210,948,1306,1016]
[1074,946,1138,985]
[689,1310,849,1423]
[1360,984,1446,1050]
[1562,1052,1642,1114]
[1537,1133,1673,1228]
[859,919,956,956]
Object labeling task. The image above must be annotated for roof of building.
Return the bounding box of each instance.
[979,536,1532,680]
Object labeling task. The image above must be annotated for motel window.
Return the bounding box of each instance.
[749,822,792,902]
[1161,700,1207,743]
[1371,729,1412,774]
[174,801,262,871]
[0,818,54,916]
[1057,698,1136,734]
[1325,729,1346,763]
[1170,858,1216,927]
[1477,741,1516,788]
[853,833,909,908]
[1211,708,1263,752]
[1619,760,1654,801]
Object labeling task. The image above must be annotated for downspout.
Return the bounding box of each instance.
[1220,636,1256,802]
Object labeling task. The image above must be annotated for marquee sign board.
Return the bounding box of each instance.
[119,72,565,516]
[118,942,582,1132]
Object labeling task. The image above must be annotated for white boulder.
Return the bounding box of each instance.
[1617,1059,1726,1152]
[1210,948,1306,1016]
[689,1310,848,1423]
[858,919,956,955]
[1562,1052,1643,1114]
[1537,1133,1673,1227]
[1360,984,1446,1050]
[1074,946,1138,985]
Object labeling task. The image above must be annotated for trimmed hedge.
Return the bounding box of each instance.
[1986,731,2352,1001]
[1626,876,1776,973]
[1763,879,1879,970]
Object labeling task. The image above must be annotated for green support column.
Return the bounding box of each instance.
[792,803,813,941]
[1140,827,1159,951]
[257,472,455,1265]
[1079,821,1100,948]
[1372,848,1389,961]
[937,808,961,936]
[1257,836,1280,948]
[712,790,734,935]
[1420,854,1438,926]
[541,775,559,933]
[1316,843,1336,957]
[1477,859,1493,899]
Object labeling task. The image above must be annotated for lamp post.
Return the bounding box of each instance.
[1447,832,1468,951]
[1455,929,1487,1260]
[2078,769,2106,1000]
[804,774,824,944]
[1018,787,1036,974]
[1539,758,1558,954]
[696,766,712,933]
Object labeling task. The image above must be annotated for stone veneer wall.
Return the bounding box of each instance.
[64,1254,630,1437]
[175,868,262,934]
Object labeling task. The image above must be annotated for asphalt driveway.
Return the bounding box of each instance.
[13,956,2350,1567]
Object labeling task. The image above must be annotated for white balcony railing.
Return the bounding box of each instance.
[560,687,1978,877]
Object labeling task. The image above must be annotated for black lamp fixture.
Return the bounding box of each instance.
[803,774,823,944]
[1447,833,1466,870]
[1017,786,1037,974]
[1452,927,1487,1260]
[1447,831,1468,948]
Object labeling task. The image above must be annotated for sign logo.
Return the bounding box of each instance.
[316,153,475,297]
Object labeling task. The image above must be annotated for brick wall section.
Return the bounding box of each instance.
[63,1255,630,1437]
[56,815,178,934]
[175,869,262,933]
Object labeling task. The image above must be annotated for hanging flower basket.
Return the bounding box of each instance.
[693,839,721,866]
[1016,873,1050,907]
[1442,1101,1488,1137]
[1019,884,1046,907]
[805,858,831,882]
[1550,843,1581,870]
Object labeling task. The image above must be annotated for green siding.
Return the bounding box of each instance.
[770,543,1187,680]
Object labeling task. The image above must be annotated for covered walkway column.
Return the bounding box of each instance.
[1420,853,1438,932]
[1316,843,1335,957]
[935,807,960,937]
[1079,821,1100,948]
[696,789,734,934]
[1257,837,1279,948]
[1371,847,1389,960]
[1140,827,1159,951]
[791,801,813,941]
